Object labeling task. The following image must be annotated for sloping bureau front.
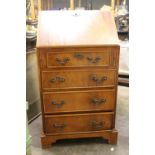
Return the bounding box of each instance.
[36,10,120,148]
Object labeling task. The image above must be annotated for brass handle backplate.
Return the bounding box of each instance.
[91,121,105,128]
[90,74,107,84]
[74,53,102,64]
[51,100,65,107]
[87,56,101,63]
[50,76,65,83]
[56,57,70,65]
[91,98,106,104]
[74,53,84,59]
[53,123,66,128]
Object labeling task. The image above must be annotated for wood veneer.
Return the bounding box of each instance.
[43,89,115,114]
[37,10,120,148]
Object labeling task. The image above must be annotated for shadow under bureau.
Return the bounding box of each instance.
[36,10,120,148]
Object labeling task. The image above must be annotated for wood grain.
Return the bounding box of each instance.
[41,129,118,148]
[37,10,119,47]
[44,112,114,134]
[41,69,116,90]
[43,89,116,114]
[38,46,119,69]
[37,10,120,148]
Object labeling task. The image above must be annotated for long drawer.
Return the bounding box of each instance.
[41,69,116,90]
[38,47,119,69]
[44,112,114,134]
[43,89,115,114]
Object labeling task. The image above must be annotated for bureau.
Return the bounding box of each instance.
[37,10,120,148]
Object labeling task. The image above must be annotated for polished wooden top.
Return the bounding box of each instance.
[37,10,119,47]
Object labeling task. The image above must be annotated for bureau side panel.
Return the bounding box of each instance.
[36,48,46,133]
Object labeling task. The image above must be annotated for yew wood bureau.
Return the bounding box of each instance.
[36,10,120,148]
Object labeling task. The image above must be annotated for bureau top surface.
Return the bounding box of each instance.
[36,10,119,47]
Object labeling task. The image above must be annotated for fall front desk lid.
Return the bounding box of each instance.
[37,10,119,47]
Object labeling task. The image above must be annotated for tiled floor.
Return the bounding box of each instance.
[29,86,129,155]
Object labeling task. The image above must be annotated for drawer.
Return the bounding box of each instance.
[43,89,115,114]
[38,47,119,68]
[44,112,114,134]
[41,69,116,90]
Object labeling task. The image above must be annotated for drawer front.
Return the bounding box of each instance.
[44,112,113,134]
[42,69,116,90]
[43,89,115,114]
[38,47,119,68]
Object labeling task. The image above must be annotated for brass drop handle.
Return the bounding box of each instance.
[51,100,65,107]
[91,121,104,128]
[56,57,70,65]
[87,56,101,63]
[90,75,107,84]
[74,53,84,59]
[53,123,66,128]
[91,98,106,104]
[50,76,65,83]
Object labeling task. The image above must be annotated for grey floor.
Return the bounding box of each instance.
[29,86,129,155]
